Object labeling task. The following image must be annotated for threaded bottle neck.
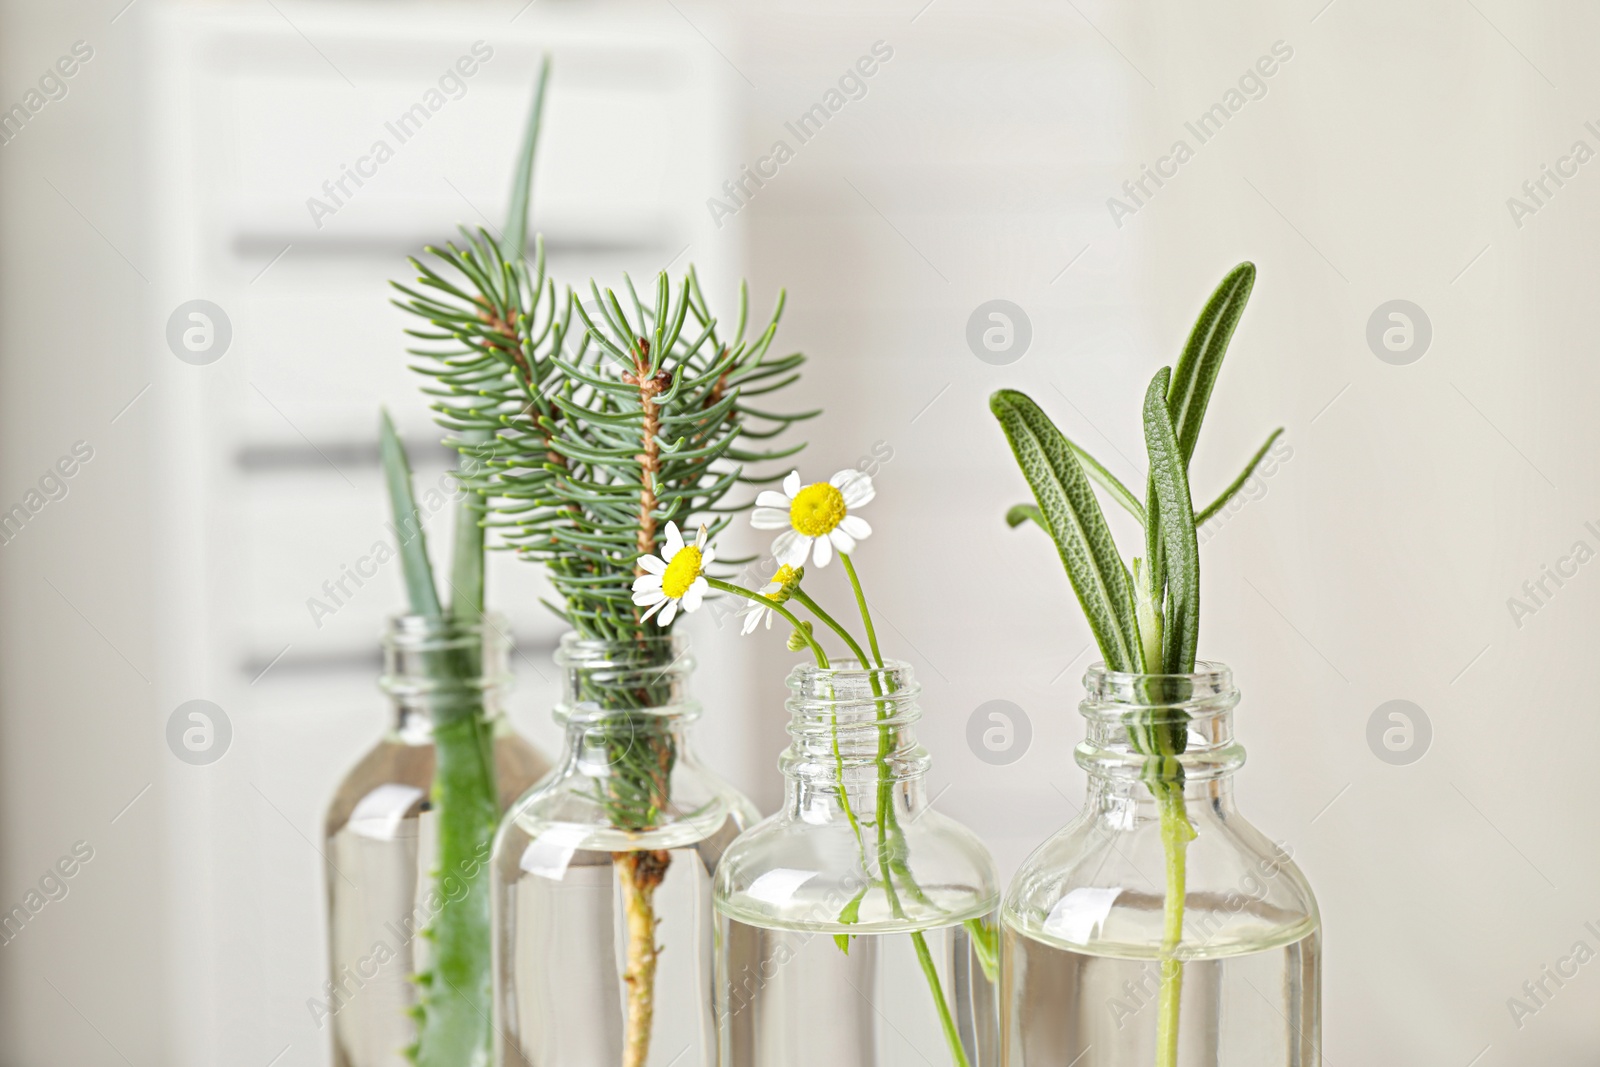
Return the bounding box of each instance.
[1075,661,1244,784]
[553,632,699,731]
[380,613,511,741]
[781,660,929,787]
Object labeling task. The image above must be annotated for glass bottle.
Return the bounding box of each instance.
[714,660,1001,1067]
[323,612,552,1067]
[1002,664,1321,1066]
[492,633,758,1067]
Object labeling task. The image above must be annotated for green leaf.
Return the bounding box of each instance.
[1193,427,1283,527]
[1005,503,1043,529]
[501,56,552,264]
[1167,262,1255,467]
[1071,440,1146,525]
[990,389,1144,672]
[379,408,443,618]
[834,881,870,954]
[1142,369,1200,674]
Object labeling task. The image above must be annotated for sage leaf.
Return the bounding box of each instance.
[990,389,1144,672]
[1167,262,1255,467]
[1193,427,1284,526]
[1142,370,1200,674]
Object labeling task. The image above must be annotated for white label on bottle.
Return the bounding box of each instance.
[348,784,426,840]
[745,867,819,906]
[1043,886,1123,945]
[519,825,589,881]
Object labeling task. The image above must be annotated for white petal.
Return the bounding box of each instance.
[700,546,716,569]
[632,573,664,593]
[663,522,685,558]
[632,588,667,606]
[659,600,679,626]
[756,490,790,509]
[782,470,802,498]
[837,515,871,540]
[828,528,857,555]
[765,611,776,629]
[637,554,667,575]
[812,534,834,567]
[681,577,707,612]
[694,525,708,549]
[640,598,667,622]
[758,581,782,596]
[751,507,791,530]
[772,530,811,568]
[831,469,875,508]
[741,610,762,635]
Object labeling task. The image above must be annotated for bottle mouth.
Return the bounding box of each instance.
[1077,660,1243,781]
[785,659,918,704]
[380,611,512,699]
[554,631,698,724]
[782,659,926,777]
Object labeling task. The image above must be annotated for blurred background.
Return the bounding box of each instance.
[1,0,1596,1063]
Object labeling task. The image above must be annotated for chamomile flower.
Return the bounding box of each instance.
[739,564,803,635]
[751,469,874,568]
[631,522,713,626]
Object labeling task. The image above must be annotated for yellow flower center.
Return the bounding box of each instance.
[661,546,703,599]
[790,483,846,537]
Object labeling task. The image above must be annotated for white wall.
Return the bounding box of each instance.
[0,0,1595,1064]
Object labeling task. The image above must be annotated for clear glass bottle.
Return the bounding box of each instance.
[492,633,758,1067]
[322,613,551,1067]
[1003,664,1321,1066]
[714,660,1001,1067]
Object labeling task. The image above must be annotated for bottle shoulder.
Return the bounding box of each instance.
[1006,799,1318,959]
[715,805,1000,933]
[325,723,552,834]
[498,750,756,852]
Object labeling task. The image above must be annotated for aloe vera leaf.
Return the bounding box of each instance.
[1193,427,1284,526]
[447,430,489,623]
[379,408,443,618]
[500,55,552,264]
[1143,369,1200,675]
[1167,262,1255,467]
[414,709,499,1067]
[990,389,1144,672]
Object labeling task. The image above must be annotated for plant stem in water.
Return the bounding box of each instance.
[1154,777,1194,1067]
[617,848,672,1067]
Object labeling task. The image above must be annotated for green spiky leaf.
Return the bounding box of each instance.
[379,408,443,618]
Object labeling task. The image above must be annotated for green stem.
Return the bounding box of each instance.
[787,589,875,890]
[768,566,971,1066]
[791,589,871,666]
[1155,778,1193,1067]
[705,578,828,667]
[912,929,972,1067]
[840,553,883,665]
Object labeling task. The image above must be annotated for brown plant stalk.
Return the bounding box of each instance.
[616,338,672,1067]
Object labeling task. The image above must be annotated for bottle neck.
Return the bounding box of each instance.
[779,661,929,820]
[1074,661,1243,816]
[553,631,700,756]
[381,613,511,743]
